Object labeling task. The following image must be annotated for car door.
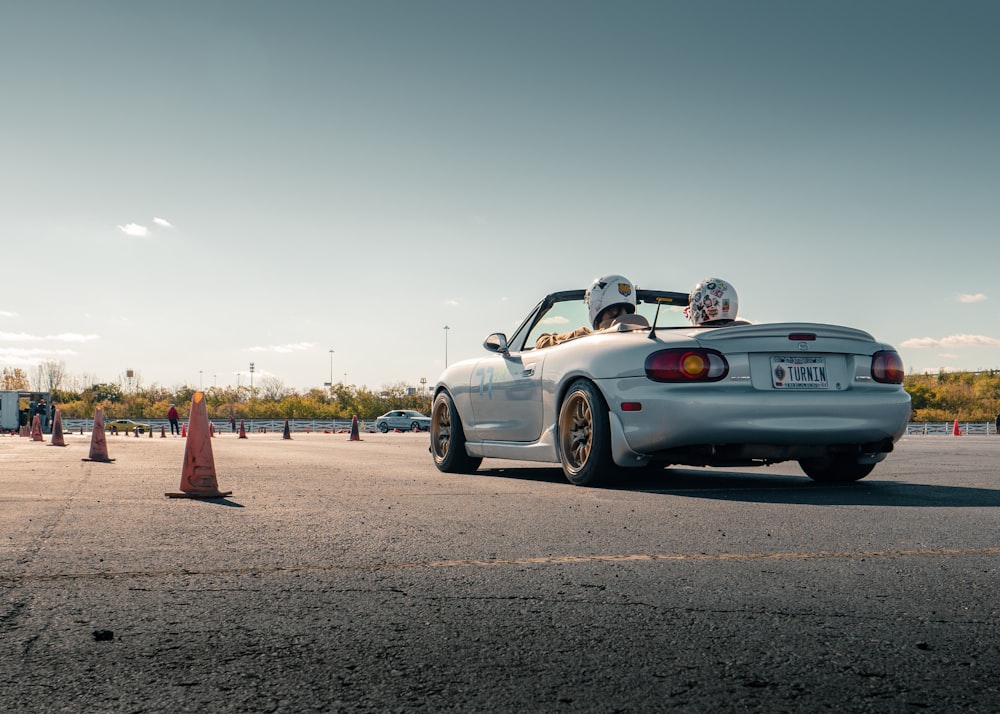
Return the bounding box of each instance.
[466,349,546,442]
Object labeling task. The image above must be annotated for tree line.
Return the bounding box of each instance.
[904,370,1000,423]
[3,364,1000,423]
[1,366,431,421]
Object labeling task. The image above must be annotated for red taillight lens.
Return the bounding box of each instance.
[645,349,729,382]
[871,350,904,384]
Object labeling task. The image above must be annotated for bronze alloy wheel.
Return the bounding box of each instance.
[430,392,482,474]
[557,380,615,486]
[559,390,593,474]
[431,397,452,461]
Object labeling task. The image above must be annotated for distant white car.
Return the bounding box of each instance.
[376,410,432,433]
[430,287,912,486]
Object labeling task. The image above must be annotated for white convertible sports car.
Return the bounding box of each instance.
[430,287,911,486]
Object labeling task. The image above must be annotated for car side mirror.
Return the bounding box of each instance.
[483,333,508,354]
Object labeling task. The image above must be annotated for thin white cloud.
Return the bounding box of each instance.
[539,316,570,326]
[937,353,959,360]
[0,347,79,365]
[900,334,1000,349]
[957,293,987,303]
[0,332,41,342]
[153,217,173,228]
[247,342,315,354]
[48,333,100,343]
[0,310,15,318]
[117,223,149,237]
[0,331,99,343]
[444,299,460,307]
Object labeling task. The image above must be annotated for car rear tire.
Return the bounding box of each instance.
[430,392,482,474]
[799,456,876,483]
[378,422,389,433]
[557,380,616,486]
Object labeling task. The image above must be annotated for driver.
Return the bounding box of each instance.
[535,274,637,349]
[687,277,739,326]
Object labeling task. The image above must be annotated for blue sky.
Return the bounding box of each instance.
[2,0,998,392]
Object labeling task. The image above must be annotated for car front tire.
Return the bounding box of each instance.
[799,456,876,483]
[411,421,421,432]
[557,380,616,486]
[430,392,482,474]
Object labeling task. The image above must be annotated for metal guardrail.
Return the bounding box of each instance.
[905,422,998,436]
[51,419,997,436]
[58,418,386,433]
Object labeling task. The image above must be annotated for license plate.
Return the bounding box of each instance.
[770,356,828,389]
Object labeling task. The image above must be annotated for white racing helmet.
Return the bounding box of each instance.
[688,278,738,325]
[585,274,636,328]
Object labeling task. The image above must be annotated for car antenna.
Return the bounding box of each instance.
[648,297,668,340]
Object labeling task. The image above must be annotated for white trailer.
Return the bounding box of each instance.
[1,391,22,431]
[1,391,50,431]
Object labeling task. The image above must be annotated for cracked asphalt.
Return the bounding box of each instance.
[2,430,999,712]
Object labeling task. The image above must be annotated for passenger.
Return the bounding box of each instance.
[535,274,637,349]
[687,278,739,326]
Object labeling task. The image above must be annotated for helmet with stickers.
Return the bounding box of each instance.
[688,278,738,325]
[585,274,637,329]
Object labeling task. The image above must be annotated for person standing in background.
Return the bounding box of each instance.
[168,403,180,435]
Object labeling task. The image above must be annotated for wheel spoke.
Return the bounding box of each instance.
[562,393,593,470]
[433,403,451,458]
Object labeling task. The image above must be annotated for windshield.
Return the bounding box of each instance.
[520,293,690,352]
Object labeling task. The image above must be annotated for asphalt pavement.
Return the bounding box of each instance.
[2,429,999,712]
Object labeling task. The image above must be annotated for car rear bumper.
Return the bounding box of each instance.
[605,379,912,456]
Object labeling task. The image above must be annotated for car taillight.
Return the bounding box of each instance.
[645,349,729,382]
[871,350,904,384]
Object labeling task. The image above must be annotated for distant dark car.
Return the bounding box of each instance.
[106,419,151,434]
[375,410,431,432]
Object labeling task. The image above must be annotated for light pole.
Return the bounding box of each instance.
[199,370,203,390]
[325,349,334,388]
[444,325,450,368]
[249,362,255,431]
[233,372,242,428]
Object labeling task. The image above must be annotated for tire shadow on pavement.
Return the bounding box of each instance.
[474,464,1000,508]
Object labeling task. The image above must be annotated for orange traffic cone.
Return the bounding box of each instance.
[348,415,361,441]
[181,422,187,437]
[161,425,166,438]
[82,408,114,463]
[210,422,216,438]
[166,391,231,499]
[282,420,292,439]
[30,414,44,442]
[953,419,962,436]
[238,419,247,439]
[50,410,66,447]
